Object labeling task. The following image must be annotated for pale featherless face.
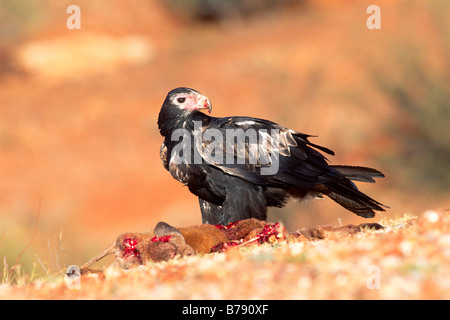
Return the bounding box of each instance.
[168,88,212,114]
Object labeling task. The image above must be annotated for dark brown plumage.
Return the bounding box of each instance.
[158,87,387,225]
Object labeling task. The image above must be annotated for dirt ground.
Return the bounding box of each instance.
[1,211,449,299]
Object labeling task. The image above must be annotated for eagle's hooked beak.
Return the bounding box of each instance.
[197,94,212,114]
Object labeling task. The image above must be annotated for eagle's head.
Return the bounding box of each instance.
[158,87,212,136]
[164,87,212,114]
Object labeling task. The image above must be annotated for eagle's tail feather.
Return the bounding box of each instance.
[331,165,385,183]
[324,166,388,218]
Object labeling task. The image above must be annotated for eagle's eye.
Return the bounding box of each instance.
[177,97,186,103]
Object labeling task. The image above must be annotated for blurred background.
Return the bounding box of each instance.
[0,0,449,276]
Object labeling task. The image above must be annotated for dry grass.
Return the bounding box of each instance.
[1,210,448,299]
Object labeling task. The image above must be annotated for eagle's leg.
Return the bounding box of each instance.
[200,183,268,225]
[222,186,267,225]
[199,198,223,225]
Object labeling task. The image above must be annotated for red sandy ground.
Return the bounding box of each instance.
[1,211,449,299]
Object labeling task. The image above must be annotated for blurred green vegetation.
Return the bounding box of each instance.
[0,0,47,42]
[375,41,450,194]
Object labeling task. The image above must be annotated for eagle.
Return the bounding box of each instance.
[158,87,387,225]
